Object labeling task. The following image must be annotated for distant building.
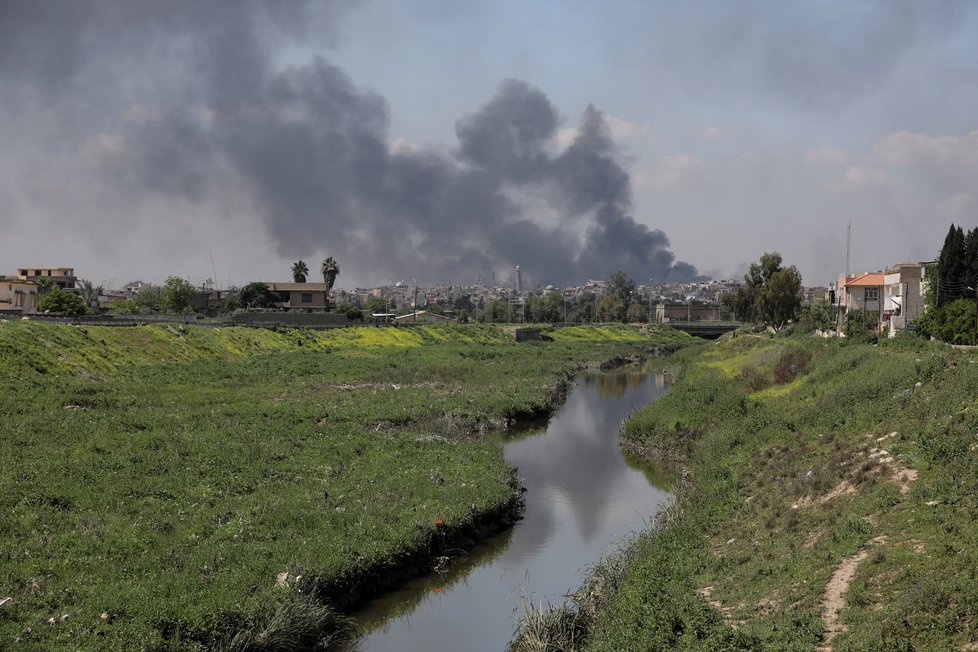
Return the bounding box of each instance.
[883,263,926,337]
[265,282,330,310]
[0,279,38,313]
[656,303,721,322]
[16,267,76,290]
[834,272,884,332]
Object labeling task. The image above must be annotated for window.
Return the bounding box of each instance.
[301,293,313,304]
[865,288,879,301]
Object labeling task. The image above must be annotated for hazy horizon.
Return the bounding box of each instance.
[2,1,976,289]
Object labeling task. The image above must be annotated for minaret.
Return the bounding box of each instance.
[516,265,522,294]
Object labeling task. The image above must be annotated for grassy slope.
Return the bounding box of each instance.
[0,321,688,650]
[581,333,978,651]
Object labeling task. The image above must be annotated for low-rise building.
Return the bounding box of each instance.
[834,272,884,332]
[656,302,721,322]
[883,263,926,337]
[0,279,38,313]
[16,267,77,290]
[265,282,330,310]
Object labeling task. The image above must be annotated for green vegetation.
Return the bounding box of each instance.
[725,252,802,331]
[161,276,197,314]
[36,279,89,316]
[517,332,978,650]
[918,223,978,344]
[291,260,309,284]
[0,321,687,649]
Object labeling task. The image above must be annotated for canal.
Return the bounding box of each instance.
[352,363,673,651]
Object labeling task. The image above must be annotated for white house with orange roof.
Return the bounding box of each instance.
[834,272,884,332]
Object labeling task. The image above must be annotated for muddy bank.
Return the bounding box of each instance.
[317,472,526,614]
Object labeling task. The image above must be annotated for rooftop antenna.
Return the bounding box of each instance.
[845,222,851,279]
[209,251,218,290]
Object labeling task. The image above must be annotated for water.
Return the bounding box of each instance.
[352,364,673,652]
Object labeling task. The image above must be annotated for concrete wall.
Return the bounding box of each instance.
[227,312,348,328]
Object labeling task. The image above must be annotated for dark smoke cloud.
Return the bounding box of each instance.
[0,1,701,286]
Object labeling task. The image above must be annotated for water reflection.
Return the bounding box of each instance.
[353,364,672,652]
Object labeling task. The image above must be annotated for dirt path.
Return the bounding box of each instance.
[819,536,887,651]
[818,549,869,651]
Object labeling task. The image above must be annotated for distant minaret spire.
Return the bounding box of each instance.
[516,265,522,294]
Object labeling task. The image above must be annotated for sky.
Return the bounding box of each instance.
[2,0,977,289]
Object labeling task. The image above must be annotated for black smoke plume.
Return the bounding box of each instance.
[0,1,701,286]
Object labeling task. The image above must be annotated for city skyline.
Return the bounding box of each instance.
[2,2,977,288]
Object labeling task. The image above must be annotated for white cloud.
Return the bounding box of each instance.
[554,127,578,150]
[804,147,848,166]
[828,165,890,192]
[121,106,163,124]
[701,126,734,141]
[80,133,125,160]
[869,129,978,167]
[606,115,658,144]
[738,149,765,162]
[644,154,705,188]
[554,115,658,149]
[941,193,975,213]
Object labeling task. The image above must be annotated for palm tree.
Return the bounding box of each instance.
[291,260,309,283]
[78,279,104,310]
[321,257,340,310]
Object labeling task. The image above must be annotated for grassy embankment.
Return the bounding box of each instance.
[0,320,689,650]
[514,333,978,651]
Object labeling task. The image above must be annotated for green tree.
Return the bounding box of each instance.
[238,282,274,309]
[728,252,801,330]
[598,293,626,322]
[625,302,647,323]
[161,276,196,314]
[757,266,802,331]
[77,279,104,310]
[320,257,340,310]
[364,296,388,316]
[335,303,363,321]
[37,285,88,316]
[936,224,967,306]
[110,299,139,315]
[134,285,163,312]
[802,296,836,332]
[844,309,879,341]
[917,298,975,344]
[291,260,309,283]
[608,270,637,304]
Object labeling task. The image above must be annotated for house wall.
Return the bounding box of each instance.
[0,282,38,312]
[656,303,721,322]
[883,265,925,337]
[16,268,76,290]
[846,287,881,313]
[287,290,326,309]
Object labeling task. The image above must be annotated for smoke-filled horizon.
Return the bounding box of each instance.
[3,2,977,288]
[0,1,702,289]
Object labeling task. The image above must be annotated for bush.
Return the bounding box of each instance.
[772,350,811,384]
[917,299,976,344]
[37,285,88,316]
[335,303,363,321]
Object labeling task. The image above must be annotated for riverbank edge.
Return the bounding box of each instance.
[509,334,978,651]
[507,352,694,652]
[225,344,682,649]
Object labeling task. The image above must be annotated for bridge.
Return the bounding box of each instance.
[666,321,741,339]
